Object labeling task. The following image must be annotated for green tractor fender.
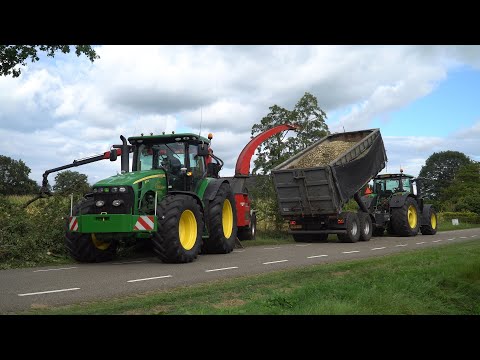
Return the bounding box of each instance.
[388,193,413,209]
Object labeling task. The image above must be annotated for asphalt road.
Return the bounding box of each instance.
[1,228,478,313]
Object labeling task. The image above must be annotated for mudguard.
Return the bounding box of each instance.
[202,179,230,202]
[168,191,204,211]
[389,193,411,208]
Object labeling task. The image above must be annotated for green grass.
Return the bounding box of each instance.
[437,222,480,232]
[20,240,480,315]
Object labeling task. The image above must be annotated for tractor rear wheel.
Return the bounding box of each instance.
[65,198,118,262]
[238,212,257,240]
[338,212,360,243]
[152,195,203,263]
[292,233,328,242]
[391,197,420,236]
[358,212,372,241]
[203,183,237,254]
[421,207,438,235]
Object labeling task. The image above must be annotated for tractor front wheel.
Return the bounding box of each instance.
[65,232,118,262]
[152,195,203,263]
[391,197,420,236]
[203,183,237,254]
[421,207,438,235]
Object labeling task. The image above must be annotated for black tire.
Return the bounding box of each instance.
[152,195,203,263]
[358,212,372,241]
[421,207,438,235]
[292,233,328,243]
[338,212,360,243]
[65,198,118,263]
[238,212,257,241]
[203,183,237,254]
[391,197,420,236]
[372,226,385,237]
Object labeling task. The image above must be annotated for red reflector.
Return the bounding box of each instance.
[290,221,296,225]
[337,219,345,224]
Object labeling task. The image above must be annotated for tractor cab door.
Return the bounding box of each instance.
[188,144,207,192]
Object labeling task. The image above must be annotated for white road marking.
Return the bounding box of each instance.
[371,247,386,251]
[307,255,328,259]
[264,247,281,250]
[127,275,172,283]
[342,251,360,254]
[296,244,312,247]
[205,266,239,273]
[460,236,468,239]
[471,235,477,237]
[111,260,147,265]
[447,238,455,241]
[395,244,407,247]
[263,260,288,265]
[416,242,426,245]
[432,240,442,243]
[233,250,245,253]
[18,288,80,297]
[33,267,78,273]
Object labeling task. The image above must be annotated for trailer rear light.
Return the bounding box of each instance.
[290,221,296,225]
[337,219,345,224]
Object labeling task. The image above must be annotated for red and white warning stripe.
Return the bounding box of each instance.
[133,215,155,231]
[69,217,78,231]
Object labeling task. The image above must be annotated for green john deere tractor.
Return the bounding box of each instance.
[58,133,237,263]
[361,171,438,237]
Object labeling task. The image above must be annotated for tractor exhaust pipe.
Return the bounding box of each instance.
[114,135,130,173]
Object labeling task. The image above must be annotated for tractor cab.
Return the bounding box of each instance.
[373,173,414,198]
[129,133,211,192]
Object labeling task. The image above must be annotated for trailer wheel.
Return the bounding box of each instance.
[238,212,256,240]
[65,198,117,262]
[421,207,437,235]
[203,183,237,253]
[391,197,420,236]
[152,194,203,263]
[292,233,328,243]
[358,212,372,241]
[338,212,360,243]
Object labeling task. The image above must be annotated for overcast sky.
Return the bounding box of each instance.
[1,45,479,186]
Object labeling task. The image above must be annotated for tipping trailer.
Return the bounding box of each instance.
[271,129,387,243]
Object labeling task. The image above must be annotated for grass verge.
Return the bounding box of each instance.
[20,239,480,315]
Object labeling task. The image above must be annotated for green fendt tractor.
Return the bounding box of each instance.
[361,170,438,237]
[42,133,237,264]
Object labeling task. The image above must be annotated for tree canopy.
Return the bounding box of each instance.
[0,45,99,78]
[440,162,480,214]
[0,155,39,195]
[53,171,91,196]
[251,92,329,175]
[418,150,472,200]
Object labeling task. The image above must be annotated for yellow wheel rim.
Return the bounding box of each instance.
[407,205,417,229]
[91,233,110,250]
[179,210,197,250]
[431,213,437,229]
[222,199,233,239]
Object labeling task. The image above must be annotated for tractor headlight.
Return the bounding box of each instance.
[93,188,98,193]
[95,200,105,207]
[112,199,124,207]
[111,187,118,193]
[119,187,127,193]
[98,187,104,193]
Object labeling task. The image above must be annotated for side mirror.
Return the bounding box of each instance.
[109,149,118,161]
[198,143,209,156]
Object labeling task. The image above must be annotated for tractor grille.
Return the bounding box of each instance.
[91,187,134,214]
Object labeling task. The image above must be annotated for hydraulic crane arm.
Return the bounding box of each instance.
[234,124,298,176]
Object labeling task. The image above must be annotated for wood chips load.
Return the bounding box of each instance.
[290,140,356,169]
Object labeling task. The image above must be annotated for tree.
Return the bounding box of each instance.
[0,155,39,195]
[251,92,329,175]
[0,45,99,78]
[53,171,91,196]
[440,162,480,214]
[418,151,472,200]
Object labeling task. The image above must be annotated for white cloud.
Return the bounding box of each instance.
[1,45,479,187]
